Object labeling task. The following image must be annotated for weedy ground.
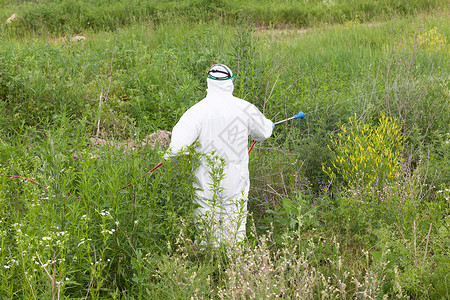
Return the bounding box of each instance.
[0,0,449,299]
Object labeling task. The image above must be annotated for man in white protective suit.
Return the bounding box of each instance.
[165,64,273,245]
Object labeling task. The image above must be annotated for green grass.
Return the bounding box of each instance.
[0,0,449,298]
[0,0,448,36]
[231,0,447,26]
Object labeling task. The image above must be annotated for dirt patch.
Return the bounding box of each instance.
[142,130,172,148]
[255,21,386,37]
[255,23,309,36]
[6,13,17,24]
[257,28,309,36]
[47,35,87,44]
[67,35,86,42]
[87,130,172,152]
[73,130,171,160]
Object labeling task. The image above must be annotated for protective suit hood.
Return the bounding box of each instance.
[206,77,234,97]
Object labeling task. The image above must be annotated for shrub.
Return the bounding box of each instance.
[418,26,447,53]
[324,113,403,189]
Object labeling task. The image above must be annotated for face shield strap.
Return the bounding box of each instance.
[207,63,236,80]
[207,75,237,81]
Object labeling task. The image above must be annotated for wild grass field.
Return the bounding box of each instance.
[0,0,449,299]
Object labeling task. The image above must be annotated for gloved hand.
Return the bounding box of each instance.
[163,152,170,161]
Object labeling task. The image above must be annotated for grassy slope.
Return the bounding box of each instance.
[0,0,448,35]
[1,12,447,134]
[0,1,449,299]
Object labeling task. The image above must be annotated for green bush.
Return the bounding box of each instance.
[324,113,403,188]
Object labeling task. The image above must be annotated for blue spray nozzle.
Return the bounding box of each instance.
[294,111,305,119]
[274,111,306,125]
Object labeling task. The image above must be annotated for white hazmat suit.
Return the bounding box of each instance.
[166,64,273,245]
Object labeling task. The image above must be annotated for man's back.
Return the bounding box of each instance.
[166,64,273,244]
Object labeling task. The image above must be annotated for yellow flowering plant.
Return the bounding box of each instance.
[418,27,447,54]
[324,114,404,189]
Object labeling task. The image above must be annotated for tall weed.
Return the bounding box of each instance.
[324,113,403,188]
[0,119,200,297]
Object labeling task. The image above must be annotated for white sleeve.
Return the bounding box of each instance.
[165,108,200,157]
[248,104,273,142]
